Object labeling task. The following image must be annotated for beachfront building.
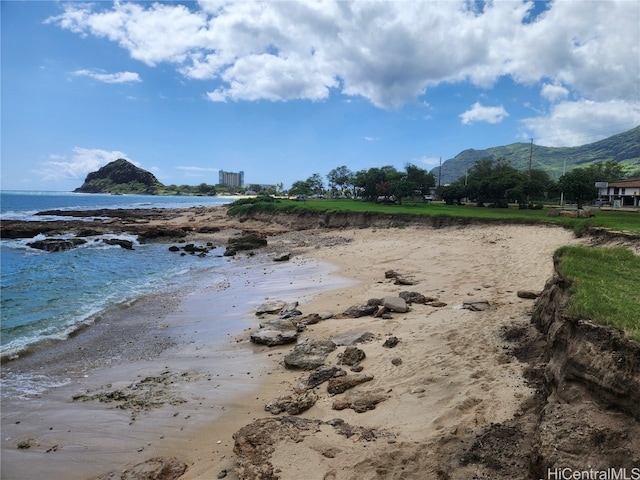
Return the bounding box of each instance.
[595,178,640,207]
[219,170,244,188]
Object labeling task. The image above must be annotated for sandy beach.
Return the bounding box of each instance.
[1,209,587,479]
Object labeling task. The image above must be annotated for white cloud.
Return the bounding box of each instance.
[540,83,569,102]
[46,0,639,112]
[364,136,379,142]
[36,147,131,182]
[460,102,509,125]
[521,100,640,147]
[417,155,441,170]
[72,69,142,84]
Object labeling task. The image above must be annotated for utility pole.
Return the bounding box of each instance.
[437,157,442,199]
[526,138,533,204]
[528,138,533,179]
[560,158,567,206]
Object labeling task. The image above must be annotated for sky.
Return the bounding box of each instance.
[1,0,639,192]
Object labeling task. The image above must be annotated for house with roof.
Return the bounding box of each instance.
[595,178,640,207]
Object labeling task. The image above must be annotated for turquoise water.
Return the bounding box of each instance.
[0,191,234,359]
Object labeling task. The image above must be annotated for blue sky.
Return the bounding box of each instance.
[2,0,639,191]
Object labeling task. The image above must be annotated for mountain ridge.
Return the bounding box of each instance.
[435,126,640,185]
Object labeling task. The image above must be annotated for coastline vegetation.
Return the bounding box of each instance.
[554,246,640,342]
[227,196,640,234]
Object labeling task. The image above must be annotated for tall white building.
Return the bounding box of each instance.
[218,170,244,188]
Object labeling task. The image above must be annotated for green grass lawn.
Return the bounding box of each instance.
[554,246,640,342]
[228,197,640,234]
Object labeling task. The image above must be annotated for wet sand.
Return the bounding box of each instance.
[1,247,353,480]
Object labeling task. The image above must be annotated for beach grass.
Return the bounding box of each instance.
[228,197,640,234]
[554,245,640,342]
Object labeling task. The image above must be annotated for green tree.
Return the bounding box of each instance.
[464,157,526,206]
[197,183,217,195]
[306,173,325,196]
[326,165,354,198]
[557,168,598,209]
[583,160,626,182]
[440,183,467,205]
[289,180,312,196]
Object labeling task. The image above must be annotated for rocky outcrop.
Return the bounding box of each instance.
[27,238,87,252]
[264,391,318,415]
[75,159,163,194]
[327,373,374,394]
[224,232,268,256]
[283,340,337,370]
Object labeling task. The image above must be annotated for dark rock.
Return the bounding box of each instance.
[332,391,388,413]
[382,336,399,348]
[273,253,291,262]
[391,357,403,366]
[339,346,366,366]
[430,301,447,307]
[168,245,180,252]
[279,309,302,320]
[384,270,399,278]
[259,318,297,330]
[103,238,134,250]
[264,391,318,415]
[327,373,374,394]
[331,331,375,346]
[399,291,428,304]
[182,243,208,253]
[295,313,322,326]
[298,366,345,390]
[283,340,337,370]
[394,276,417,286]
[196,225,220,233]
[517,290,541,299]
[366,298,383,306]
[340,304,379,318]
[255,300,287,316]
[27,238,87,252]
[250,329,298,347]
[224,232,267,256]
[16,439,34,449]
[463,299,490,311]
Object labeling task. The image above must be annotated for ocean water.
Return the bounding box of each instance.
[0,191,235,360]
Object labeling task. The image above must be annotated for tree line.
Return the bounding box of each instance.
[286,159,638,208]
[288,164,436,204]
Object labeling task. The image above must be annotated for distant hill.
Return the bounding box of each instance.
[75,158,164,194]
[435,126,640,185]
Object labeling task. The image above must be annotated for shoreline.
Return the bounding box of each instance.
[2,208,608,479]
[0,229,354,480]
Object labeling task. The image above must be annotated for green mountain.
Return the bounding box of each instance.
[75,158,164,194]
[436,126,640,185]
